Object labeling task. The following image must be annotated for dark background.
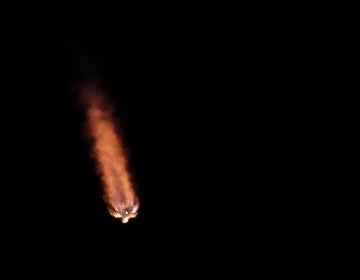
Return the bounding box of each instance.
[0,13,291,263]
[1,19,236,233]
[0,7,324,274]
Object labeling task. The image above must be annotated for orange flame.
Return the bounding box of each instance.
[80,84,139,223]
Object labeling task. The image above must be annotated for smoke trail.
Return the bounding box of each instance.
[80,83,139,223]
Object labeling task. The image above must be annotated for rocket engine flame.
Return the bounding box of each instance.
[80,84,139,223]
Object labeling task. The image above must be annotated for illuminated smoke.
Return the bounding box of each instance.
[80,84,139,223]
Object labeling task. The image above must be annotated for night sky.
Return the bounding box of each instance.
[0,7,314,274]
[1,13,287,264]
[2,18,231,235]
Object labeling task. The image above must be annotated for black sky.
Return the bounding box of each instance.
[1,18,225,232]
[0,13,292,264]
[0,7,319,274]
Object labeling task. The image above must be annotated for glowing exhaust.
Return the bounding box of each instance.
[80,84,139,223]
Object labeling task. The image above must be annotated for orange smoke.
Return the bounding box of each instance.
[80,84,139,223]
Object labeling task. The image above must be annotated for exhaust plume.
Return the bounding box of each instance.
[80,83,139,223]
